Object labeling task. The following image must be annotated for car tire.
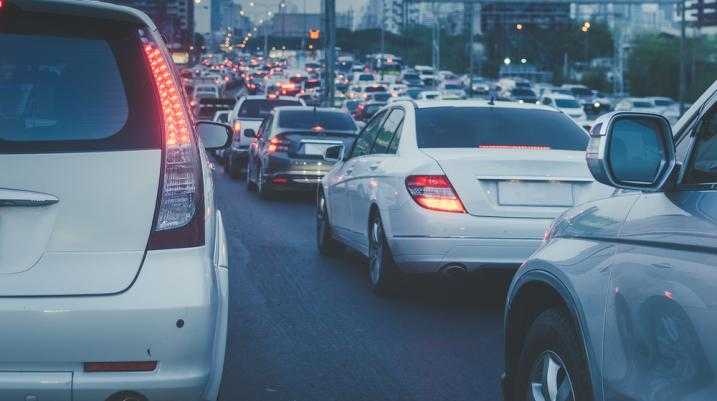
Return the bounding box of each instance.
[513,307,592,401]
[246,161,257,191]
[367,213,399,296]
[256,164,273,199]
[316,192,342,256]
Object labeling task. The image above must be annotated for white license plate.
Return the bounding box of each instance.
[498,181,574,207]
[303,143,333,156]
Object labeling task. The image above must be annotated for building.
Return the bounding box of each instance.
[268,13,322,38]
[686,0,717,32]
[337,9,355,30]
[103,0,194,50]
[195,0,211,36]
[359,0,404,34]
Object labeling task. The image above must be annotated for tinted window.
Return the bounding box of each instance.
[358,74,374,81]
[365,86,387,93]
[364,103,385,116]
[304,80,321,89]
[444,84,461,90]
[415,107,588,150]
[654,99,673,107]
[555,99,581,108]
[0,13,160,153]
[372,109,404,154]
[570,88,593,96]
[388,119,403,154]
[351,111,385,157]
[278,110,356,132]
[370,93,391,102]
[511,89,536,97]
[238,99,301,118]
[633,102,653,108]
[684,106,717,185]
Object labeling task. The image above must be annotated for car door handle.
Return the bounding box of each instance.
[0,188,59,207]
[369,162,381,170]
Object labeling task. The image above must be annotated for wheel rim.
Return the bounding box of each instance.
[368,220,383,285]
[317,197,327,245]
[528,351,575,401]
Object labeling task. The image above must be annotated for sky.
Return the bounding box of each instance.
[237,0,362,16]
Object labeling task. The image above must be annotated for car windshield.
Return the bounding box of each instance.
[416,107,587,150]
[238,99,302,118]
[358,74,373,81]
[370,93,391,102]
[653,99,673,106]
[571,88,593,96]
[512,89,536,97]
[278,110,357,132]
[364,103,384,114]
[633,101,653,108]
[444,84,461,90]
[555,99,581,108]
[365,86,386,93]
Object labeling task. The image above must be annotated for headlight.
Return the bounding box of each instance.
[593,102,601,108]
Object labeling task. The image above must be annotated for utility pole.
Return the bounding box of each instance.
[679,0,687,114]
[431,2,439,75]
[380,0,386,80]
[466,1,474,96]
[323,0,336,106]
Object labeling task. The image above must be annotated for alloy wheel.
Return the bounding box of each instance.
[528,350,575,401]
[368,220,383,285]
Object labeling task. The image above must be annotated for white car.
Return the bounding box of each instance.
[0,1,230,400]
[194,84,220,99]
[614,97,662,114]
[540,93,590,128]
[417,90,442,100]
[317,101,612,294]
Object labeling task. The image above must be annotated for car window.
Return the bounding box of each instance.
[387,119,404,154]
[684,105,717,185]
[278,110,356,132]
[415,107,588,150]
[372,109,404,154]
[350,110,386,158]
[238,99,301,118]
[0,15,161,153]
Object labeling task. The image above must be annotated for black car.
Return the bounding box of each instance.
[245,107,358,197]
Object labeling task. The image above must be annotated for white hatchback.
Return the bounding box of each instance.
[317,100,612,294]
[0,1,230,400]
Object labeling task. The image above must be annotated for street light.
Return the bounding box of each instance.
[516,23,523,30]
[504,57,511,65]
[520,58,527,64]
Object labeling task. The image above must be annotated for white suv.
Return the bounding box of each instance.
[0,1,230,400]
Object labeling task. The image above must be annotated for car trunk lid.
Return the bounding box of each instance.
[421,148,613,218]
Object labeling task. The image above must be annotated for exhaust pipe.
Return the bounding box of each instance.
[440,264,468,279]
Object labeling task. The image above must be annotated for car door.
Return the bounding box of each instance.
[349,108,405,252]
[603,97,717,400]
[339,110,387,248]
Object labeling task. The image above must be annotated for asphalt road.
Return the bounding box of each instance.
[214,161,510,401]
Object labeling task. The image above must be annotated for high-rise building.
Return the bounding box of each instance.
[195,0,212,36]
[104,0,194,49]
[359,0,404,34]
[480,1,571,32]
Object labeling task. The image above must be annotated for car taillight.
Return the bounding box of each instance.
[405,175,465,213]
[144,40,203,249]
[267,136,290,153]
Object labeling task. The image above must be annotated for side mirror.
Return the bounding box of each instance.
[197,121,231,150]
[586,112,676,192]
[323,145,344,163]
[243,129,256,138]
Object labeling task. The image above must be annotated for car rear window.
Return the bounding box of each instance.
[238,99,302,118]
[0,12,161,153]
[278,110,357,132]
[416,107,588,150]
[556,99,581,108]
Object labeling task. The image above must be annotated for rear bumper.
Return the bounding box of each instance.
[0,246,227,401]
[264,156,333,191]
[389,235,542,274]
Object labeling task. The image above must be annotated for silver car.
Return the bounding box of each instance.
[502,81,717,401]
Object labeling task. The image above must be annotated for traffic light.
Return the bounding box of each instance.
[308,28,320,50]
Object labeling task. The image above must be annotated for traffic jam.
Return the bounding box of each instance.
[2,1,717,401]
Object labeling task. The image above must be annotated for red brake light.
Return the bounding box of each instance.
[267,136,289,153]
[143,39,203,249]
[405,175,465,213]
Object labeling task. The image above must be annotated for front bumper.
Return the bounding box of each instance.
[0,246,227,401]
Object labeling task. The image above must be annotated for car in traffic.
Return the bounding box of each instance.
[353,100,387,121]
[0,1,231,400]
[504,88,539,104]
[540,93,590,129]
[317,100,612,294]
[502,81,717,401]
[193,84,220,100]
[439,82,467,99]
[245,107,358,197]
[614,97,662,114]
[225,95,305,178]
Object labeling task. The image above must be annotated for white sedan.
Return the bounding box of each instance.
[317,100,612,294]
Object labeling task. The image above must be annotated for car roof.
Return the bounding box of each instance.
[405,99,559,112]
[12,0,156,28]
[242,95,301,101]
[543,93,577,100]
[274,106,345,113]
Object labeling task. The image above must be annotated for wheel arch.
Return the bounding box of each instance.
[503,268,600,401]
